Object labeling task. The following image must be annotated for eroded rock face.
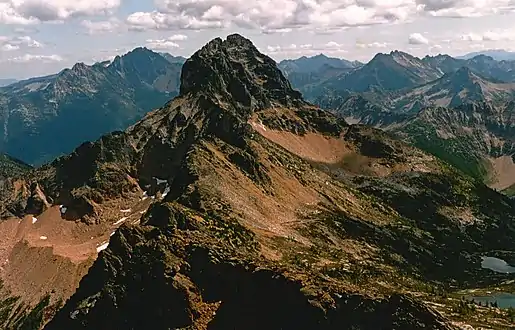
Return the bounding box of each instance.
[180,34,305,111]
[24,183,51,215]
[0,154,31,218]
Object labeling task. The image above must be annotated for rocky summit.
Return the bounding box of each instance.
[1,34,515,329]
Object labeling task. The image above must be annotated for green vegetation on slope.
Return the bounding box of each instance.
[400,122,490,181]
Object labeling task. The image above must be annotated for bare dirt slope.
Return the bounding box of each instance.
[488,155,515,190]
[0,185,155,328]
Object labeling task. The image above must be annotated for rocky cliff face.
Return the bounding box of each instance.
[2,34,515,329]
[0,153,31,218]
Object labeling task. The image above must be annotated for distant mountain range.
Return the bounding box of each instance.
[277,54,362,97]
[332,66,515,117]
[458,49,515,61]
[278,53,361,74]
[284,51,515,100]
[0,48,183,166]
[159,53,187,64]
[288,51,515,193]
[5,45,515,192]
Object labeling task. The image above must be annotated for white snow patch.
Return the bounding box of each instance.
[24,82,50,92]
[154,177,167,185]
[258,120,267,131]
[110,232,116,237]
[59,205,67,214]
[162,185,170,198]
[32,217,38,224]
[120,208,131,213]
[114,217,128,226]
[40,236,47,240]
[139,210,147,214]
[96,241,109,253]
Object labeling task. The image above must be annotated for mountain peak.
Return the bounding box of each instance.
[226,33,256,47]
[108,46,176,89]
[71,62,90,74]
[424,54,451,60]
[390,50,413,57]
[469,54,496,62]
[451,66,479,81]
[179,34,304,110]
[116,47,161,63]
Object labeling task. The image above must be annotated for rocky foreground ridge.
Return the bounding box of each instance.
[0,35,515,329]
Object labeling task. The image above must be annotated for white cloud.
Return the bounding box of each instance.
[325,41,343,49]
[7,54,63,63]
[13,26,38,34]
[0,2,36,24]
[166,34,188,41]
[417,0,515,17]
[145,35,187,50]
[121,0,515,35]
[356,41,389,49]
[81,19,120,34]
[126,0,418,33]
[408,33,429,45]
[146,39,180,50]
[266,41,348,56]
[461,33,483,41]
[267,44,299,53]
[0,0,121,24]
[0,35,43,52]
[1,43,19,51]
[16,36,43,48]
[262,28,293,34]
[267,45,282,52]
[127,11,227,31]
[460,30,515,42]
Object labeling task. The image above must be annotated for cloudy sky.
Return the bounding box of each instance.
[2,0,515,79]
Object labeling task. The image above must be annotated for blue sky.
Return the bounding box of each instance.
[2,0,515,79]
